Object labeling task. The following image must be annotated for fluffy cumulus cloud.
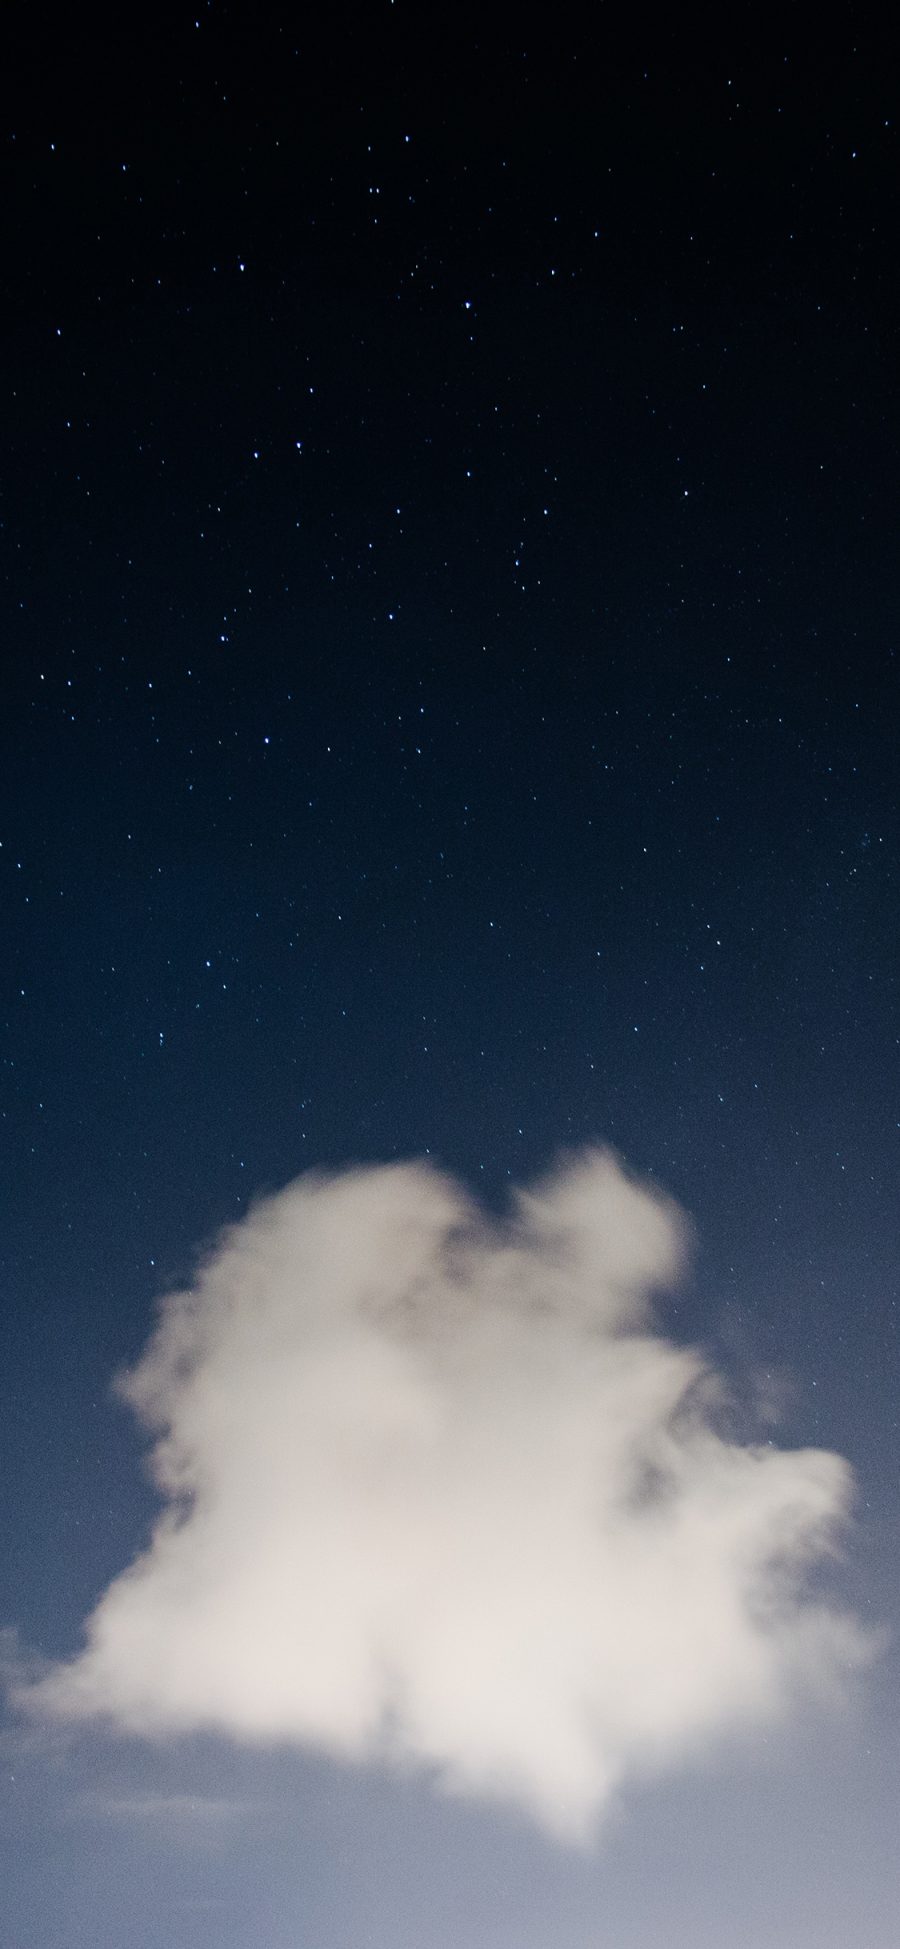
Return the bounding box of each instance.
[20,1151,871,1840]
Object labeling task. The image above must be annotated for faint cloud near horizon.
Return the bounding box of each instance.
[13,1149,876,1842]
[71,1789,252,1827]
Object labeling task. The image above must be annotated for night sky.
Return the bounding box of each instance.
[2,9,899,1946]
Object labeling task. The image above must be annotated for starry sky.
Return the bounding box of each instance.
[2,8,899,1945]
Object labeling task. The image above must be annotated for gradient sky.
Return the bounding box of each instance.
[2,8,899,1945]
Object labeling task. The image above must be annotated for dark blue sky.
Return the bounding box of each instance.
[2,8,898,1943]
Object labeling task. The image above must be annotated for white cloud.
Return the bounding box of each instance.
[17,1150,873,1841]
